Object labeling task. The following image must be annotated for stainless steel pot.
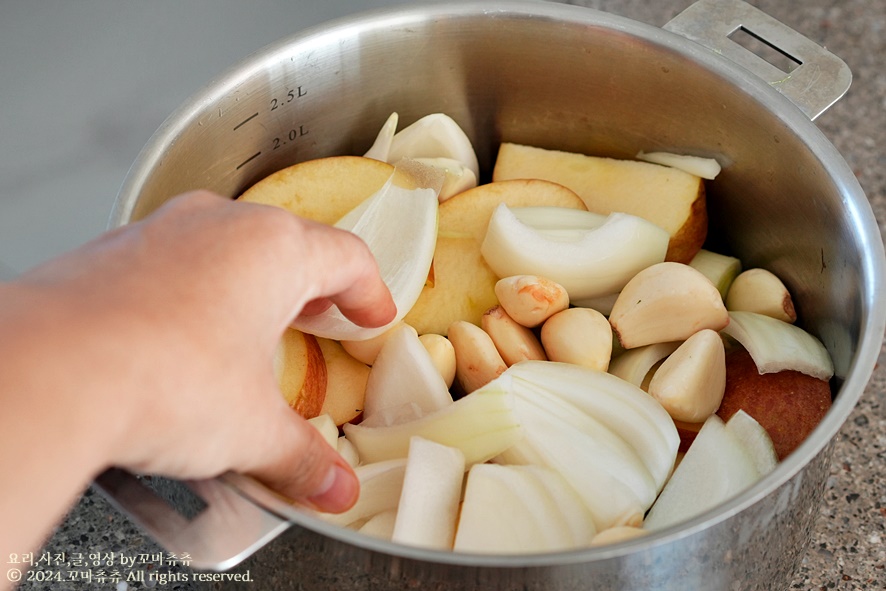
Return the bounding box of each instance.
[99,0,886,589]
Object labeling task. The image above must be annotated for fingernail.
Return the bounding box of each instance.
[307,463,359,513]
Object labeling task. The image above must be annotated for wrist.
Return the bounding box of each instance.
[0,280,133,478]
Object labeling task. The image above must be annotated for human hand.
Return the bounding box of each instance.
[4,190,395,514]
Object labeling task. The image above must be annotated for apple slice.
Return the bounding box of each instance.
[239,155,414,224]
[274,328,327,418]
[642,414,759,531]
[319,458,406,527]
[453,464,577,554]
[361,324,453,427]
[342,376,520,466]
[481,204,669,301]
[493,142,707,263]
[316,338,370,426]
[403,179,586,336]
[391,437,466,550]
[291,171,438,341]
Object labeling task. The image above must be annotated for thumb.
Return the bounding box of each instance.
[243,406,359,514]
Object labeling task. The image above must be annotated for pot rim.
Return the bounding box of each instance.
[113,0,886,566]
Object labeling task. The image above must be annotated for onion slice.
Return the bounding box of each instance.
[636,151,722,180]
[720,311,834,380]
[480,204,669,301]
[291,172,438,341]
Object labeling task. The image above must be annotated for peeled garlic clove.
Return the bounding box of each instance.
[647,329,726,423]
[481,204,669,301]
[418,333,457,388]
[688,249,742,300]
[540,307,612,371]
[482,305,547,366]
[447,320,508,393]
[412,157,477,202]
[725,268,797,323]
[609,262,729,348]
[636,151,722,180]
[494,275,570,328]
[607,341,681,388]
[364,112,399,161]
[386,113,480,179]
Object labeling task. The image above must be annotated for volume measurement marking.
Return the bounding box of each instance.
[235,152,262,170]
[233,112,259,131]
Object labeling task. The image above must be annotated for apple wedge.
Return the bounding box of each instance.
[493,142,707,263]
[342,375,521,466]
[274,328,327,418]
[403,179,586,336]
[317,338,370,426]
[391,437,466,550]
[238,155,415,223]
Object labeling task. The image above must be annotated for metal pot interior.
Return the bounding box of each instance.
[113,0,885,584]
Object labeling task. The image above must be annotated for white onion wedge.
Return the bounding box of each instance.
[357,509,398,540]
[688,249,742,300]
[386,113,480,179]
[453,464,581,554]
[319,459,406,527]
[342,376,520,466]
[291,173,438,341]
[508,393,646,531]
[363,112,399,161]
[643,415,757,531]
[361,324,453,427]
[720,311,834,380]
[607,341,681,388]
[392,437,465,550]
[724,410,778,477]
[412,157,478,201]
[481,204,669,301]
[636,151,722,180]
[509,361,679,494]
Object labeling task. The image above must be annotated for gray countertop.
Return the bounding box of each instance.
[3,0,884,589]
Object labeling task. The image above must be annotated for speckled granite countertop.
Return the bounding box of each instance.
[12,0,885,589]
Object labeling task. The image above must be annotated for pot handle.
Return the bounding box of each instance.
[93,468,290,571]
[664,0,851,120]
